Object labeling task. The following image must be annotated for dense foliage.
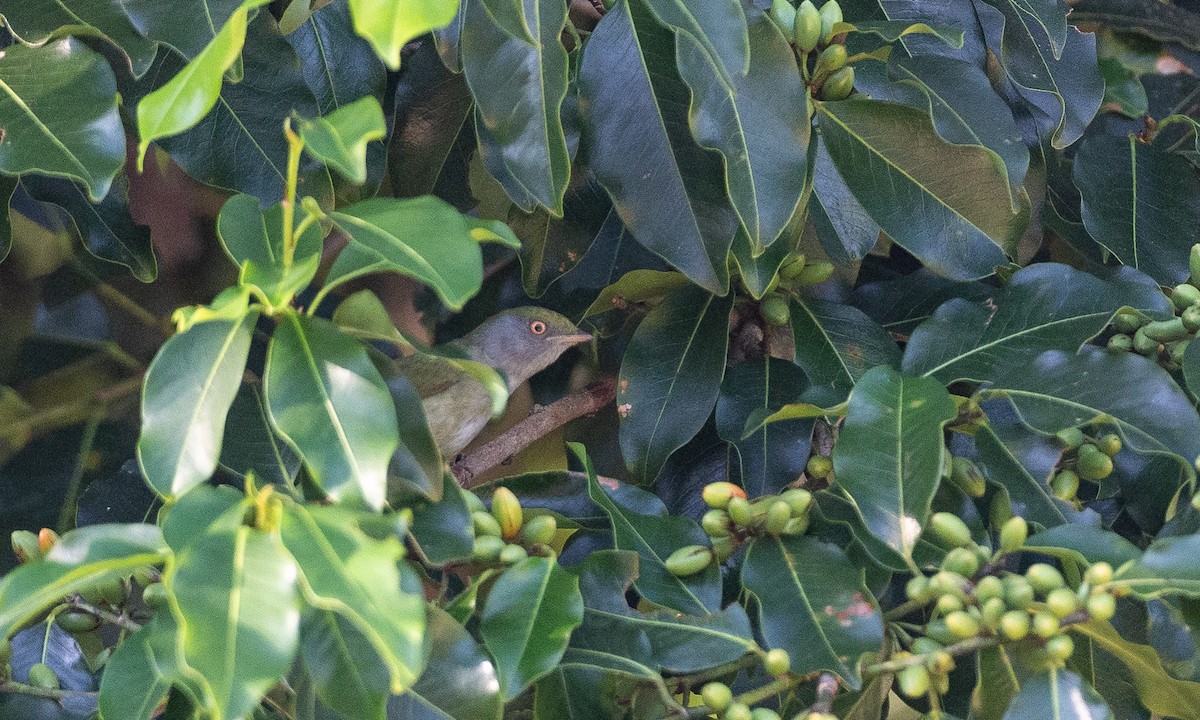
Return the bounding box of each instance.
[3,0,1200,718]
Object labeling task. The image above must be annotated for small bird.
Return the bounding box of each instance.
[393,307,592,458]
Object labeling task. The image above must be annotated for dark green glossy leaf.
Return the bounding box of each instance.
[980,0,1069,57]
[1072,0,1200,51]
[641,0,748,81]
[513,181,617,298]
[676,10,809,250]
[571,550,754,673]
[301,609,390,720]
[972,422,1070,529]
[265,312,399,510]
[346,0,458,69]
[902,263,1170,384]
[534,648,682,720]
[409,475,474,566]
[790,297,902,397]
[1072,621,1200,719]
[832,366,957,560]
[581,269,690,319]
[98,613,189,720]
[741,535,884,688]
[578,0,738,294]
[160,484,247,552]
[851,270,992,335]
[281,504,425,693]
[219,384,301,487]
[1115,533,1200,598]
[288,0,387,115]
[985,347,1200,465]
[0,524,167,638]
[326,196,485,311]
[1074,131,1200,285]
[618,285,732,483]
[975,645,1020,720]
[817,98,1021,280]
[216,193,323,304]
[1,0,157,76]
[124,0,242,59]
[391,604,502,720]
[297,96,387,184]
[578,444,722,615]
[138,312,258,498]
[835,19,964,46]
[462,0,570,213]
[1002,668,1112,719]
[1025,525,1142,568]
[22,173,156,281]
[0,39,123,201]
[385,375,443,503]
[480,557,583,700]
[169,524,299,720]
[809,136,879,264]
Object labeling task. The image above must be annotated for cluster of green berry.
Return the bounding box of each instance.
[1048,428,1120,502]
[467,487,558,565]
[5,528,163,691]
[665,482,815,577]
[897,513,1119,699]
[1106,246,1200,369]
[698,649,836,720]
[758,254,837,327]
[769,0,854,101]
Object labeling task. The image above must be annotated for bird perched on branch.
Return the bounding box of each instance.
[393,307,591,458]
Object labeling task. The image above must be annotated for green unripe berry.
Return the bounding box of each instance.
[56,610,100,634]
[132,566,159,587]
[999,610,1030,640]
[727,497,752,526]
[1046,587,1079,618]
[27,663,59,690]
[898,665,930,698]
[1055,427,1084,448]
[1096,434,1122,457]
[725,702,753,720]
[499,543,528,564]
[1084,562,1114,586]
[472,535,506,562]
[999,516,1028,553]
[1173,283,1200,311]
[141,582,170,609]
[928,650,955,674]
[665,545,714,577]
[912,637,943,655]
[1086,592,1117,622]
[820,66,855,101]
[793,0,822,53]
[750,709,781,720]
[1190,244,1200,286]
[765,500,793,536]
[906,575,931,602]
[1183,304,1200,332]
[936,594,964,614]
[1171,339,1191,364]
[463,491,486,514]
[790,261,835,286]
[1143,317,1190,342]
[780,516,810,535]
[1026,563,1066,594]
[521,515,558,546]
[702,509,733,538]
[781,488,813,517]
[1077,447,1114,481]
[711,536,736,562]
[778,253,807,281]
[924,619,958,645]
[989,493,1014,529]
[1032,612,1060,638]
[981,597,1007,629]
[1112,310,1144,334]
[770,0,798,35]
[1051,470,1080,501]
[1045,634,1074,662]
[928,570,967,599]
[760,296,791,327]
[491,487,523,541]
[944,610,980,639]
[812,44,848,86]
[818,0,843,43]
[928,512,973,549]
[472,511,503,538]
[701,682,733,712]
[941,547,980,578]
[1004,576,1035,609]
[703,482,746,510]
[975,575,1005,603]
[10,531,42,564]
[806,455,832,480]
[764,648,791,675]
[1107,333,1133,353]
[1132,327,1160,355]
[948,457,986,498]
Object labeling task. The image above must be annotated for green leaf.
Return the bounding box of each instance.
[817,98,1022,280]
[676,10,809,250]
[138,311,258,498]
[480,557,584,700]
[790,298,902,397]
[98,613,189,720]
[135,1,271,168]
[296,96,387,184]
[392,604,503,720]
[902,263,1170,384]
[834,20,964,47]
[1002,668,1112,719]
[809,136,879,264]
[571,550,755,673]
[534,649,683,720]
[984,347,1200,465]
[300,610,390,720]
[385,375,444,503]
[287,0,387,117]
[832,366,957,561]
[0,524,167,638]
[975,2,1103,149]
[409,475,475,566]
[741,535,884,688]
[0,175,13,262]
[0,0,157,76]
[1071,621,1200,719]
[1071,0,1200,51]
[347,0,458,69]
[981,0,1069,56]
[216,193,323,304]
[618,285,732,483]
[581,269,691,319]
[124,0,243,59]
[578,444,722,616]
[1074,132,1200,285]
[462,0,570,214]
[972,421,1070,529]
[1024,525,1142,568]
[641,0,749,81]
[161,484,248,552]
[219,384,300,487]
[974,645,1020,720]
[0,39,124,201]
[281,504,425,693]
[265,312,399,510]
[169,524,300,720]
[578,0,738,294]
[1114,533,1200,598]
[326,196,485,311]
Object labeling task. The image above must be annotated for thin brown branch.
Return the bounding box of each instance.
[453,377,617,488]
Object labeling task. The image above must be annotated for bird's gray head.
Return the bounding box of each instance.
[457,307,591,391]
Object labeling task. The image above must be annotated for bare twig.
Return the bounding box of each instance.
[453,377,617,488]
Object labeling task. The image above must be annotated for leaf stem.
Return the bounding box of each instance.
[281,119,304,270]
[67,598,143,633]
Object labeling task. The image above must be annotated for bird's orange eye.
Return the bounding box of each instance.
[530,320,547,335]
